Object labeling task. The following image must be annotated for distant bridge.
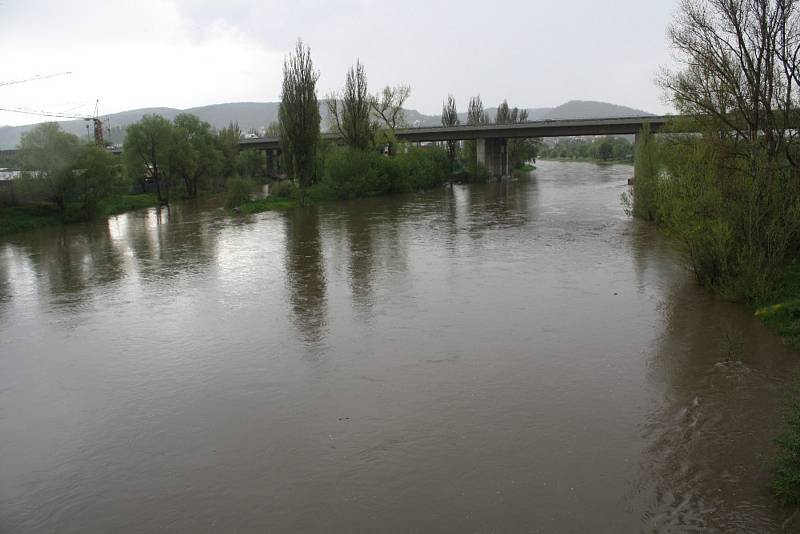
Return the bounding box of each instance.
[1,115,676,177]
[240,115,673,177]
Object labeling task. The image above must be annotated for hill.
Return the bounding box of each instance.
[0,100,654,149]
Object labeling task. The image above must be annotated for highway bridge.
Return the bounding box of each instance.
[240,115,673,177]
[1,115,675,178]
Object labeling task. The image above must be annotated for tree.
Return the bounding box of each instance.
[467,95,488,125]
[237,149,266,179]
[441,95,460,165]
[370,84,410,155]
[656,0,800,299]
[265,121,281,137]
[465,95,489,174]
[74,145,120,217]
[18,122,81,214]
[124,115,174,205]
[279,39,321,188]
[632,125,660,221]
[495,100,539,169]
[596,138,614,161]
[662,0,800,169]
[171,114,223,198]
[328,60,374,150]
[218,121,241,183]
[495,100,512,124]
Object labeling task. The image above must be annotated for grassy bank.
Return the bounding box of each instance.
[766,264,800,505]
[97,194,158,216]
[0,194,158,238]
[755,264,800,350]
[240,195,297,214]
[0,204,63,236]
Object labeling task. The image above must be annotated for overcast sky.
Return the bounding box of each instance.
[0,0,679,127]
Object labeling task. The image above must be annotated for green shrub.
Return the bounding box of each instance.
[224,177,254,210]
[319,145,449,200]
[269,180,299,199]
[632,124,661,222]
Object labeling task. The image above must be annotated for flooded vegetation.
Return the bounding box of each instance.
[1,161,797,532]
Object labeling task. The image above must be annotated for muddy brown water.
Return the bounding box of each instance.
[1,161,798,532]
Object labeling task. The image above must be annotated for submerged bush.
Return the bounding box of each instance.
[632,124,661,222]
[269,180,299,199]
[224,177,254,210]
[320,145,450,200]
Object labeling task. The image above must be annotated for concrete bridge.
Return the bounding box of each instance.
[0,115,674,178]
[240,115,673,178]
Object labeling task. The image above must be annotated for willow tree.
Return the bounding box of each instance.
[279,39,321,188]
[328,60,374,150]
[441,95,460,165]
[124,115,174,205]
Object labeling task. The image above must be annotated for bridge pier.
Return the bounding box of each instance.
[476,138,509,179]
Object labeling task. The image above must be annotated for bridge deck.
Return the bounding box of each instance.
[0,115,678,156]
[239,115,674,150]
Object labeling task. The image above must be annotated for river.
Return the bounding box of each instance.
[1,161,797,532]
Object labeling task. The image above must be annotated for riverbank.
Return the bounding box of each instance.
[0,194,158,238]
[755,263,800,350]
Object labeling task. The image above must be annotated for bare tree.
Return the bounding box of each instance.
[371,85,410,131]
[661,0,800,168]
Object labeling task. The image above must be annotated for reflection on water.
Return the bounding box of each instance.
[284,206,327,347]
[0,161,798,533]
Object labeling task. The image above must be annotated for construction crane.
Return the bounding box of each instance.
[0,71,109,146]
[0,101,110,146]
[0,71,72,88]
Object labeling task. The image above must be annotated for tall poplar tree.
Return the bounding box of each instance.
[279,39,321,188]
[441,95,460,165]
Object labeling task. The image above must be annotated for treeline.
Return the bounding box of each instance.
[539,137,633,162]
[624,0,800,504]
[123,115,267,205]
[0,114,268,231]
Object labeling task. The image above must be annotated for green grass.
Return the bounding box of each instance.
[239,196,297,214]
[755,263,800,350]
[515,163,536,172]
[98,194,158,216]
[757,263,800,504]
[0,194,158,238]
[0,204,62,236]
